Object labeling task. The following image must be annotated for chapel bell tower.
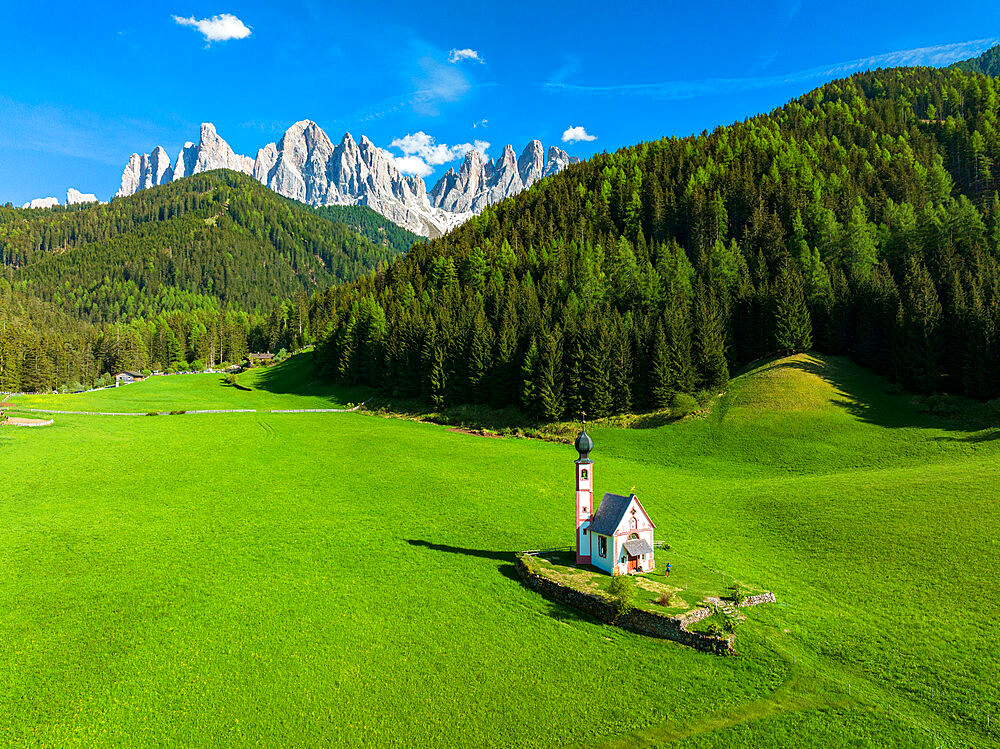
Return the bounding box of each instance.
[574,415,594,564]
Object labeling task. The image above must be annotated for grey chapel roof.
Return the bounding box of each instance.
[623,538,654,556]
[589,493,633,536]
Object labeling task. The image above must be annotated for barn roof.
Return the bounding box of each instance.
[623,538,654,556]
[589,493,632,536]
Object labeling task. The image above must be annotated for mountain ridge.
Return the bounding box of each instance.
[116,120,579,238]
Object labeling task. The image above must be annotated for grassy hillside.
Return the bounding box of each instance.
[1,351,997,746]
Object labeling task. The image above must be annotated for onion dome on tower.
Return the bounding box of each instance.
[575,417,594,463]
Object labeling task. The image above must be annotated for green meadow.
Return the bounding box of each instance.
[8,357,369,413]
[1,353,998,747]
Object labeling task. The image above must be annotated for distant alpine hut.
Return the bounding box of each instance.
[248,352,274,367]
[574,420,656,575]
[114,371,142,386]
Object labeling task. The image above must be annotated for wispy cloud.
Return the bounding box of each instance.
[173,13,252,43]
[449,48,483,64]
[327,82,498,126]
[473,118,488,128]
[779,0,802,25]
[0,95,187,167]
[411,56,473,115]
[545,38,1000,101]
[748,0,803,74]
[562,125,596,143]
[547,54,581,85]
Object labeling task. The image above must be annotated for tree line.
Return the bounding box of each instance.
[308,63,1000,419]
[7,62,1000,407]
[0,172,400,392]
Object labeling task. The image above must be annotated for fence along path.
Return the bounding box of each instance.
[269,404,364,413]
[21,408,258,416]
[18,405,363,416]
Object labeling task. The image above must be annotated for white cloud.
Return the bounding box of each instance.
[562,125,597,143]
[473,118,488,128]
[173,13,251,43]
[388,154,435,178]
[390,131,489,166]
[449,48,483,64]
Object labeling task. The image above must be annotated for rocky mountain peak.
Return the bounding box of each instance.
[544,146,579,177]
[192,122,254,175]
[66,188,99,205]
[115,121,578,238]
[21,196,60,209]
[518,140,545,186]
[498,144,518,169]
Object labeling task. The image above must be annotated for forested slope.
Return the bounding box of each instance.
[3,171,398,319]
[0,171,403,391]
[952,43,1000,77]
[311,205,423,255]
[310,62,1000,419]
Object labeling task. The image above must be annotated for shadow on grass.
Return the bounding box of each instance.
[406,539,513,562]
[747,354,996,433]
[250,353,371,405]
[932,428,1000,443]
[630,412,675,430]
[412,541,606,627]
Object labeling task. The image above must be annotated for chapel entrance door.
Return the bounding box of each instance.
[627,555,638,572]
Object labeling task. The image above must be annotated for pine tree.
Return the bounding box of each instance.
[609,316,634,414]
[894,258,943,393]
[582,323,613,418]
[692,281,729,390]
[535,330,564,421]
[490,312,518,409]
[465,309,494,403]
[0,322,22,392]
[562,323,587,420]
[21,339,53,393]
[664,302,694,394]
[960,286,995,399]
[843,198,879,280]
[428,345,447,409]
[772,262,813,354]
[520,338,539,413]
[649,320,673,409]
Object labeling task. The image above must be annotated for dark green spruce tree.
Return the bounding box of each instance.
[773,262,813,354]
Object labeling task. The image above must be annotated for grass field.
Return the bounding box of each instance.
[7,356,370,413]
[2,353,998,747]
[530,549,767,619]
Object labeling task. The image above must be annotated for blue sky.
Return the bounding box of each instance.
[2,1,1000,205]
